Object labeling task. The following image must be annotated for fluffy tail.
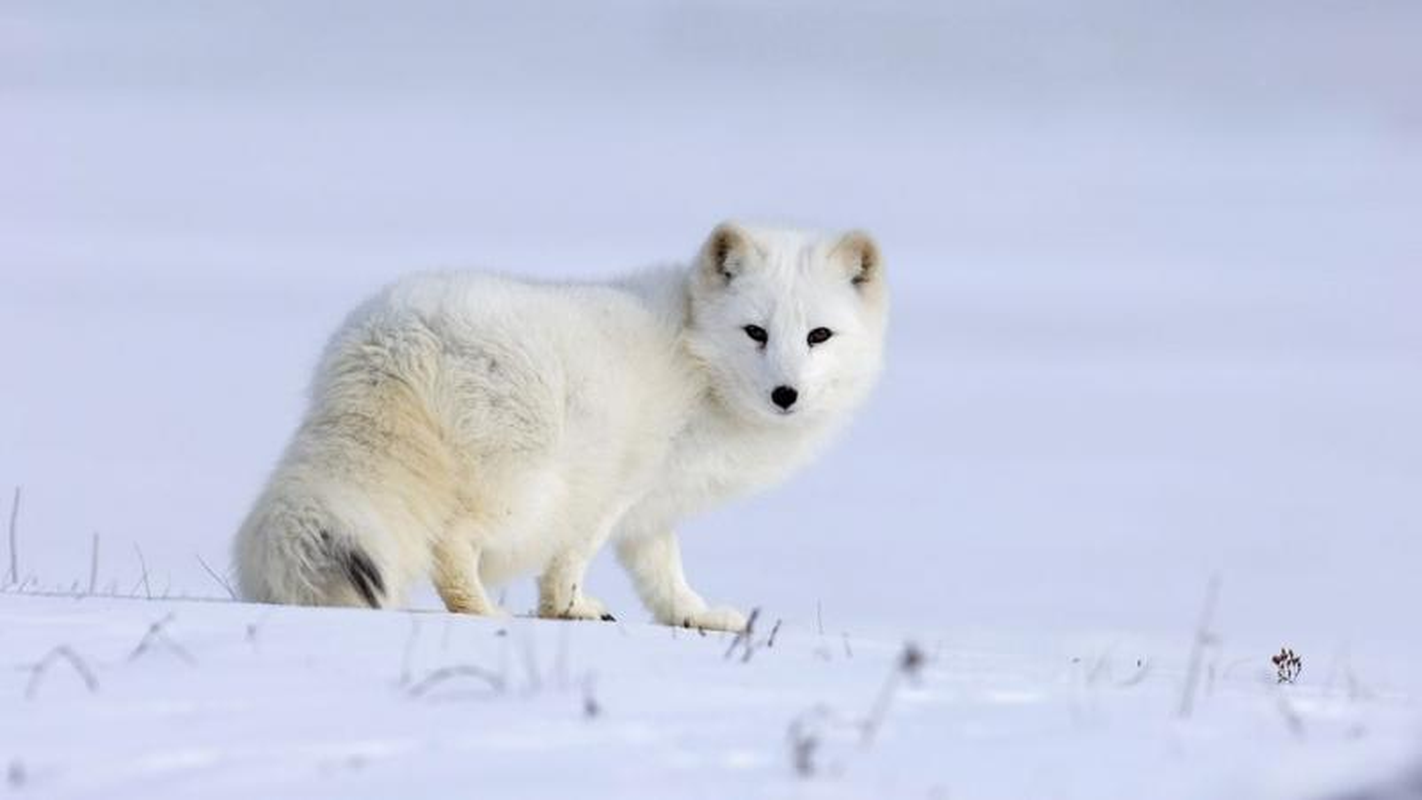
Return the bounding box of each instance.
[234,478,390,609]
[341,544,385,608]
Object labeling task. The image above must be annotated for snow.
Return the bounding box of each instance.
[3,594,1418,799]
[3,0,1421,796]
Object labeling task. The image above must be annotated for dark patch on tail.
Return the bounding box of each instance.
[328,531,385,609]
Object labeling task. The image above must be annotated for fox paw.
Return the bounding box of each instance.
[679,606,748,633]
[543,594,615,623]
[441,592,509,618]
[448,602,510,619]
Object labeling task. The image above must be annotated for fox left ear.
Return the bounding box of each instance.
[833,230,882,289]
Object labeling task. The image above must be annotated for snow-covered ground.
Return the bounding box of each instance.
[3,1,1421,796]
[3,593,1419,799]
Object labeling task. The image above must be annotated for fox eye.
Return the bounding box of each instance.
[807,327,834,346]
[743,325,768,344]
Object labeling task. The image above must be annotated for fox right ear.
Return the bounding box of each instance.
[698,222,755,286]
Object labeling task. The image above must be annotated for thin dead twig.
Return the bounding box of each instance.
[860,642,926,746]
[786,705,847,778]
[788,707,828,777]
[554,623,571,690]
[765,619,783,649]
[87,532,100,595]
[1178,575,1221,719]
[516,627,542,692]
[196,554,237,600]
[406,664,506,698]
[6,486,20,586]
[26,645,99,699]
[133,544,152,600]
[723,608,762,662]
[129,613,196,665]
[582,672,601,718]
[398,617,420,686]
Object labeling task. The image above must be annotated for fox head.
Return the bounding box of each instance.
[686,222,888,427]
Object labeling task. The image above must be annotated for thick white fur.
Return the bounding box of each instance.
[233,223,887,631]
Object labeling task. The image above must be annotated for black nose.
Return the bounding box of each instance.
[771,385,799,410]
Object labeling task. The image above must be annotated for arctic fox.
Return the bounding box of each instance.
[233,223,887,631]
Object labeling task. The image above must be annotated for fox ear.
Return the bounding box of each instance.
[833,230,882,289]
[698,222,755,286]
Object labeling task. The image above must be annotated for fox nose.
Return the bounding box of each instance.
[771,385,799,410]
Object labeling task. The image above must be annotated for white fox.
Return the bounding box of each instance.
[233,223,887,631]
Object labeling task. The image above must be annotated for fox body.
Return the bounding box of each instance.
[233,223,887,630]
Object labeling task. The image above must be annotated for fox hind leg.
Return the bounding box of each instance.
[432,531,502,616]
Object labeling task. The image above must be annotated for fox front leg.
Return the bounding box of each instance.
[537,553,615,622]
[616,530,747,632]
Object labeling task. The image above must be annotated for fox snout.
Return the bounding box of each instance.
[771,385,799,411]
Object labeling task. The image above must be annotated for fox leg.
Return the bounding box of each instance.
[432,533,501,616]
[537,504,630,622]
[537,552,614,621]
[616,530,747,632]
